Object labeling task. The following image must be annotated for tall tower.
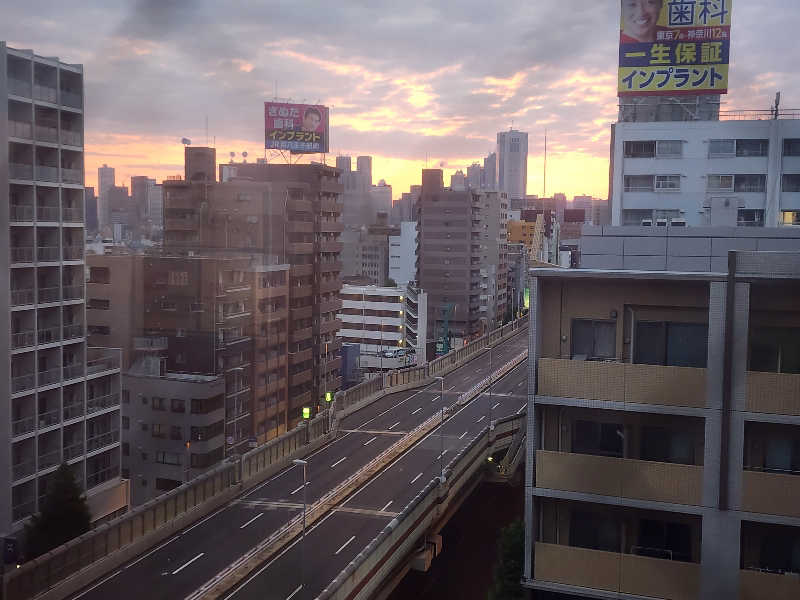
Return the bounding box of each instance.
[1,42,126,535]
[497,130,528,201]
[97,164,115,229]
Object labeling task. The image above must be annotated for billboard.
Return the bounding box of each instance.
[264,102,330,154]
[618,0,732,96]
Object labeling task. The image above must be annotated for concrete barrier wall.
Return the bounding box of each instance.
[3,411,333,600]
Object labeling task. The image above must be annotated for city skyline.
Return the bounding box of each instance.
[3,0,796,200]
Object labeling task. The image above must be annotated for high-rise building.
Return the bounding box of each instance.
[370,179,392,216]
[2,42,127,535]
[339,155,379,227]
[97,164,115,229]
[148,182,163,232]
[524,251,800,600]
[356,155,372,188]
[467,162,482,190]
[335,155,352,173]
[84,186,98,235]
[389,221,418,287]
[450,170,466,190]
[497,129,528,201]
[483,152,497,190]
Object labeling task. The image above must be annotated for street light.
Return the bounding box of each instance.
[434,376,445,483]
[293,458,308,593]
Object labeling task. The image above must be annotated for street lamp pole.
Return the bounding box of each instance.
[293,458,308,593]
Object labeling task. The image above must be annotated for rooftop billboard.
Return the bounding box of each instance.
[618,0,732,96]
[264,102,330,154]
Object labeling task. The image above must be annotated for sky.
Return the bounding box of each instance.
[4,0,799,201]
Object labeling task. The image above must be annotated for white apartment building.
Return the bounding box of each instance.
[497,129,528,201]
[610,117,800,228]
[388,221,417,287]
[2,43,128,535]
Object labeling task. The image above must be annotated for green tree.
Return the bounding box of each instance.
[488,519,525,600]
[25,464,91,559]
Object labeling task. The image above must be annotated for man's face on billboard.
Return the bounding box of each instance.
[302,111,321,131]
[622,0,662,42]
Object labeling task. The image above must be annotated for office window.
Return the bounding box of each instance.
[573,420,623,458]
[624,141,655,158]
[624,175,654,192]
[655,175,681,191]
[707,174,734,191]
[571,319,616,360]
[782,211,800,226]
[736,139,769,157]
[783,174,800,192]
[784,138,800,156]
[634,322,708,368]
[709,139,735,157]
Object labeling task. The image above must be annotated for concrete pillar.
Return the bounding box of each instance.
[523,275,541,580]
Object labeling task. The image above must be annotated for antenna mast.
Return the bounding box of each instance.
[543,129,547,198]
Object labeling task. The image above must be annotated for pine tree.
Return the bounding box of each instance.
[488,520,525,600]
[25,463,91,559]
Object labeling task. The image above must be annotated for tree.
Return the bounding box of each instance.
[25,464,91,559]
[488,519,525,600]
[384,277,397,287]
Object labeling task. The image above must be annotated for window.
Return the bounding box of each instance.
[156,451,182,465]
[160,300,177,310]
[573,420,623,457]
[152,396,166,411]
[171,398,186,413]
[122,390,130,404]
[624,175,654,192]
[637,519,692,562]
[168,271,189,286]
[734,174,766,193]
[624,141,655,158]
[738,209,765,227]
[709,139,735,157]
[749,327,800,374]
[570,511,620,553]
[156,478,182,492]
[190,302,205,312]
[176,328,186,338]
[641,427,695,465]
[783,174,800,192]
[783,211,800,226]
[634,322,708,368]
[656,140,682,158]
[707,174,734,191]
[736,139,769,157]
[88,325,110,336]
[655,175,681,191]
[87,298,110,310]
[88,267,110,284]
[151,423,166,438]
[571,319,616,360]
[122,416,129,430]
[141,452,148,461]
[170,425,183,441]
[784,139,800,156]
[122,442,129,457]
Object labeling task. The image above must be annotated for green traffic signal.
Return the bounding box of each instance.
[302,406,311,419]
[325,391,333,402]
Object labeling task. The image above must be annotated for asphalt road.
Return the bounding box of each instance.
[69,329,527,600]
[223,358,530,600]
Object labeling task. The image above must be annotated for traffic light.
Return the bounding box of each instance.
[325,391,333,403]
[302,406,311,419]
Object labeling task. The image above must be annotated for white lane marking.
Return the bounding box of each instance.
[411,407,422,415]
[446,385,457,391]
[334,535,356,555]
[410,472,423,485]
[517,405,526,415]
[364,436,377,446]
[286,585,303,600]
[492,402,500,410]
[436,450,448,460]
[517,381,525,388]
[331,457,347,468]
[290,484,306,495]
[381,500,393,512]
[476,415,486,423]
[171,552,204,575]
[388,421,401,430]
[239,513,263,529]
[459,430,468,440]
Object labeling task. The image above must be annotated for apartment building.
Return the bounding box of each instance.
[2,43,127,534]
[403,282,428,365]
[388,220,417,287]
[524,251,800,600]
[476,190,508,328]
[610,116,800,227]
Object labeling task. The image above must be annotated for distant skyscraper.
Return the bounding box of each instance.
[450,170,466,190]
[497,129,528,200]
[356,156,372,188]
[85,186,98,234]
[466,163,482,189]
[483,152,497,190]
[98,163,115,228]
[336,155,352,172]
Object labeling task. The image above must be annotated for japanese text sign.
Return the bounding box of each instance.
[618,0,733,96]
[265,102,330,154]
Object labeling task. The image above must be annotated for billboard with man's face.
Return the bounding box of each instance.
[618,0,733,96]
[265,102,330,154]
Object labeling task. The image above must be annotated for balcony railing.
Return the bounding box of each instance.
[12,459,36,481]
[38,286,61,303]
[87,353,120,374]
[63,402,84,421]
[134,336,168,350]
[35,125,58,143]
[741,469,800,518]
[87,464,120,489]
[38,325,61,345]
[63,363,84,380]
[63,323,84,340]
[10,205,34,222]
[33,84,57,103]
[38,367,62,386]
[537,358,707,408]
[9,163,33,180]
[37,205,60,221]
[87,393,120,414]
[12,500,35,523]
[740,568,800,600]
[746,371,800,416]
[86,429,120,452]
[37,246,60,261]
[61,168,83,184]
[11,246,34,263]
[63,285,84,300]
[61,130,82,146]
[63,245,84,260]
[11,330,36,350]
[8,120,32,139]
[62,207,84,222]
[8,77,31,97]
[35,165,59,183]
[12,374,35,394]
[533,542,700,600]
[38,449,61,470]
[60,89,82,108]
[63,442,84,461]
[12,415,35,437]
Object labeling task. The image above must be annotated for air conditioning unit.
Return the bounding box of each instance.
[670,219,687,227]
[656,218,668,227]
[641,219,653,227]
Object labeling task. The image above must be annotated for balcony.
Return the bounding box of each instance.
[9,163,33,180]
[63,323,84,340]
[11,330,36,350]
[221,282,251,294]
[61,130,82,147]
[38,286,61,303]
[12,459,36,482]
[63,285,84,301]
[37,246,60,262]
[38,449,61,471]
[291,264,314,277]
[63,245,83,261]
[37,205,60,221]
[35,124,58,143]
[746,371,800,416]
[38,367,62,387]
[62,363,84,381]
[533,542,699,600]
[287,221,314,233]
[290,369,313,386]
[165,217,198,231]
[37,325,61,345]
[63,207,84,223]
[12,374,35,394]
[320,299,343,314]
[742,470,800,518]
[319,260,343,273]
[319,241,343,253]
[63,402,84,421]
[134,336,168,351]
[317,318,341,335]
[8,120,32,139]
[61,168,83,185]
[10,205,34,222]
[319,220,344,233]
[12,415,35,437]
[318,278,341,294]
[63,442,84,461]
[291,327,313,343]
[60,89,82,109]
[87,350,120,374]
[536,450,703,506]
[11,246,34,264]
[290,305,313,320]
[537,358,706,408]
[33,84,57,103]
[87,393,121,414]
[740,569,800,600]
[35,165,59,183]
[86,429,120,452]
[291,285,313,299]
[257,284,289,299]
[289,242,314,254]
[290,348,313,365]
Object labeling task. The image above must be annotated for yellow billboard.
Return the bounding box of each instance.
[618,0,732,96]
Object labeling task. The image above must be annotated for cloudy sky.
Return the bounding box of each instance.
[4,0,798,200]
